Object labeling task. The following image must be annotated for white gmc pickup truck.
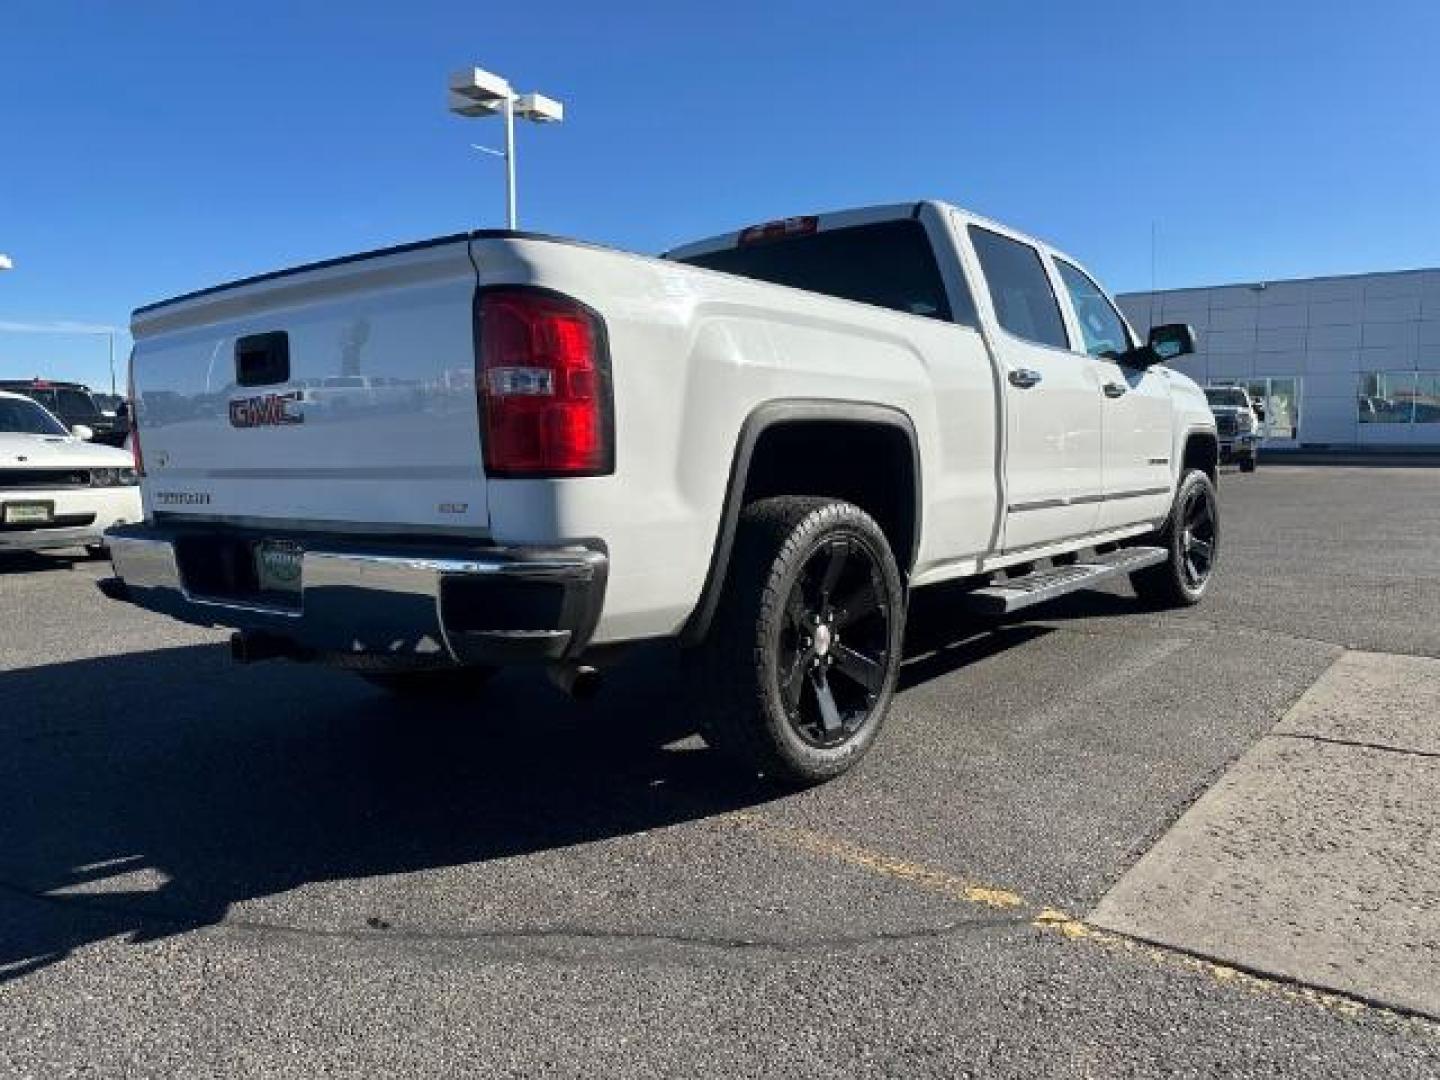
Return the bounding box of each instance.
[103,201,1219,784]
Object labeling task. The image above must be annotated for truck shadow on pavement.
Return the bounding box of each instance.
[0,640,764,981]
[0,607,1053,982]
[0,552,92,576]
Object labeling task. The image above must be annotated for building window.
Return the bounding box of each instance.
[1358,371,1440,425]
[1417,373,1440,424]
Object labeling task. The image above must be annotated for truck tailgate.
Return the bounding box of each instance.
[131,235,487,534]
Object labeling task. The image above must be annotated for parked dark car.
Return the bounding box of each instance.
[0,379,129,447]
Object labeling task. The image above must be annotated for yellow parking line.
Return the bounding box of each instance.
[723,811,1429,1029]
[728,810,1024,910]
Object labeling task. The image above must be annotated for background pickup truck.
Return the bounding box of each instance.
[1203,384,1264,472]
[103,200,1219,785]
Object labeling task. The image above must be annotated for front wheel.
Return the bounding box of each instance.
[1131,469,1220,607]
[1239,451,1258,473]
[686,497,906,786]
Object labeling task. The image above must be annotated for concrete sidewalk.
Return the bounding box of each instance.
[1091,651,1440,1017]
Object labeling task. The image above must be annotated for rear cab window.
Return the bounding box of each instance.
[966,225,1070,350]
[15,387,58,412]
[674,219,976,327]
[56,388,102,420]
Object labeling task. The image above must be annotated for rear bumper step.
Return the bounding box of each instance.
[962,546,1167,615]
[0,524,105,552]
[101,522,606,667]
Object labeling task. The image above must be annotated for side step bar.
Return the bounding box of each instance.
[961,546,1167,615]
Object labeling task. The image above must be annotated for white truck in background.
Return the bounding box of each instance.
[1203,384,1264,472]
[102,201,1219,785]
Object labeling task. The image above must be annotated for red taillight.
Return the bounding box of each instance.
[476,288,612,477]
[737,215,818,246]
[127,352,144,477]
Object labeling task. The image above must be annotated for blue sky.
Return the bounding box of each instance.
[3,0,1438,390]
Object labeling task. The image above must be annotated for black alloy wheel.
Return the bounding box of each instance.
[688,496,905,785]
[777,536,892,749]
[1131,468,1220,608]
[1177,478,1218,592]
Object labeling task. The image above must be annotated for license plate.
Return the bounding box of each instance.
[3,502,53,525]
[254,539,304,594]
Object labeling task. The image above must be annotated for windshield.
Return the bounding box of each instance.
[1205,388,1249,409]
[0,396,70,436]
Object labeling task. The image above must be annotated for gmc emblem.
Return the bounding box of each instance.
[230,391,304,429]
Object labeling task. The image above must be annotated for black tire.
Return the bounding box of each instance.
[359,665,496,698]
[686,497,906,786]
[84,544,110,560]
[1239,452,1257,473]
[1131,469,1220,607]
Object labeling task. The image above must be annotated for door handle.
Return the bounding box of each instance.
[1103,382,1127,398]
[1008,368,1043,389]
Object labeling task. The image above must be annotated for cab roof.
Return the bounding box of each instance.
[663,199,1084,271]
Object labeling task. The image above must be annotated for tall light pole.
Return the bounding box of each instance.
[447,67,564,229]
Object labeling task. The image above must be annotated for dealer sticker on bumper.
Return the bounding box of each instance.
[3,502,53,525]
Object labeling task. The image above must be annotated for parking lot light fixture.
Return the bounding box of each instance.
[447,66,565,230]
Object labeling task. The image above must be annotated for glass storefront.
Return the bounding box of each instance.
[1246,377,1301,445]
[1358,371,1440,426]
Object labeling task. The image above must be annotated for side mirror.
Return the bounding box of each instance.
[1147,323,1197,363]
[1252,400,1267,421]
[71,424,95,441]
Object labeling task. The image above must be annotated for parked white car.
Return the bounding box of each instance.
[0,390,141,555]
[104,200,1218,784]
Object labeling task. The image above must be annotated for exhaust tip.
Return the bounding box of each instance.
[547,662,603,701]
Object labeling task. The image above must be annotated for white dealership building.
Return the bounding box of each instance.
[1118,267,1440,451]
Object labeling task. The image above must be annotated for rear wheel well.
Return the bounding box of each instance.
[740,419,918,573]
[1183,431,1218,482]
[680,404,922,647]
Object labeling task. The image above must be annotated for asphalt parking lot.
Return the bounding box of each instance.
[3,465,1438,1077]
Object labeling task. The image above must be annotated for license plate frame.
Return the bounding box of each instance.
[253,538,304,596]
[2,501,54,526]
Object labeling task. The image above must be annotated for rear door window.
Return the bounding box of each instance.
[676,219,973,326]
[967,226,1070,349]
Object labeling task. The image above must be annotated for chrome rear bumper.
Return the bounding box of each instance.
[103,523,606,667]
[0,524,105,552]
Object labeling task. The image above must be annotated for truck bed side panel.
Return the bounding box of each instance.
[471,237,1000,643]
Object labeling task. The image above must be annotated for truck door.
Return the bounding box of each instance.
[1052,258,1173,531]
[966,224,1105,552]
